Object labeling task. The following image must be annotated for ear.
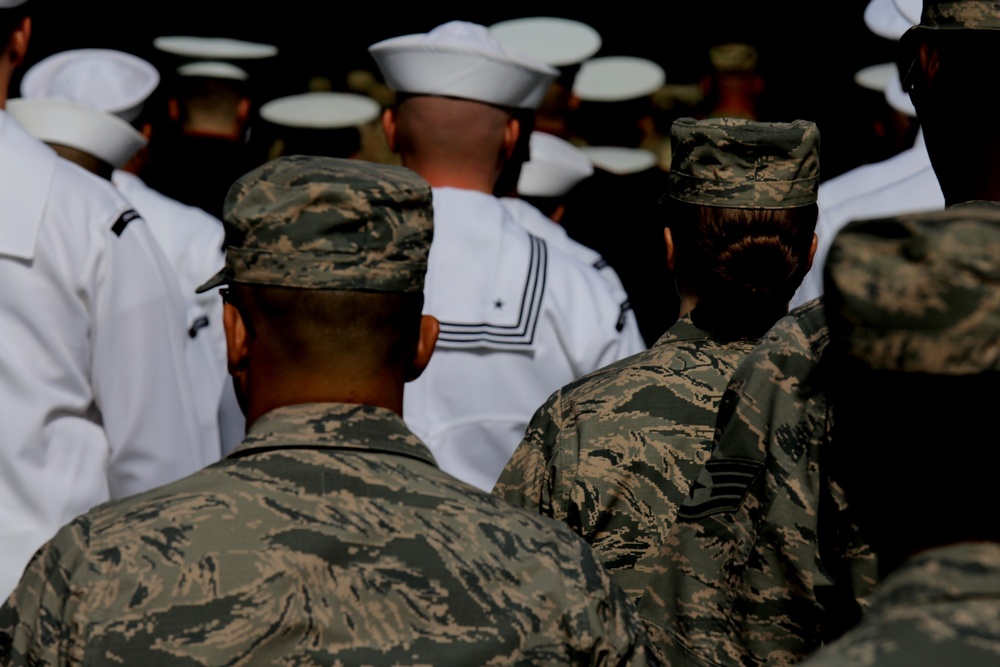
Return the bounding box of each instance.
[551,203,566,224]
[406,314,439,382]
[804,233,818,273]
[7,16,30,67]
[663,227,675,271]
[140,122,153,141]
[502,115,520,160]
[223,301,250,375]
[236,97,251,125]
[167,97,180,123]
[381,107,398,152]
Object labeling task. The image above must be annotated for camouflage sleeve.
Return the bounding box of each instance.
[0,518,92,667]
[492,389,577,521]
[637,301,876,667]
[570,535,663,667]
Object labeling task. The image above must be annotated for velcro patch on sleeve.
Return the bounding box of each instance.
[678,458,763,520]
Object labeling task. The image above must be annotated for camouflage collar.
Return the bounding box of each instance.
[653,314,712,346]
[229,402,438,468]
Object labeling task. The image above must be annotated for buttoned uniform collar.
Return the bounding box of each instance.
[652,314,712,347]
[227,402,438,468]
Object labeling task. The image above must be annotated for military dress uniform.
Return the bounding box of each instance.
[500,195,628,294]
[0,111,215,599]
[638,298,877,667]
[494,316,758,602]
[0,402,654,666]
[404,187,643,491]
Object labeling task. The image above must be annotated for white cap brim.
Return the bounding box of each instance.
[153,36,278,60]
[369,21,558,109]
[574,56,666,102]
[579,146,658,175]
[177,61,249,81]
[260,92,381,129]
[21,49,159,123]
[854,62,895,92]
[893,0,922,26]
[7,98,147,168]
[518,131,594,197]
[489,17,602,67]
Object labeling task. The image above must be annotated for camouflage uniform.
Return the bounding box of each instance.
[493,316,758,602]
[637,298,878,667]
[798,205,1000,667]
[0,156,656,667]
[0,402,654,666]
[494,118,819,616]
[800,543,1000,667]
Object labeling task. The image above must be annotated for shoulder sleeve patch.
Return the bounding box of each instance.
[112,209,142,237]
[678,458,763,520]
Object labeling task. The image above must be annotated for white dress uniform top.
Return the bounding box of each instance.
[0,112,216,598]
[14,48,240,454]
[112,170,243,454]
[405,187,644,491]
[372,22,645,490]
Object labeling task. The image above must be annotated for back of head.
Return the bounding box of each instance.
[369,21,557,185]
[199,156,434,415]
[667,117,820,340]
[898,0,1000,204]
[823,204,1000,571]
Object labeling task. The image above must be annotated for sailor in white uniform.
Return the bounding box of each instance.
[0,3,216,599]
[13,48,243,454]
[370,21,645,491]
[790,0,944,307]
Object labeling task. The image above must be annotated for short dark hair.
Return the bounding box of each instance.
[667,199,817,340]
[233,284,425,371]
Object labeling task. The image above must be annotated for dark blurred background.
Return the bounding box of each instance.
[25,0,896,181]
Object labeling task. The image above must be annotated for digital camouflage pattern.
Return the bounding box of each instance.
[0,403,656,667]
[638,298,878,667]
[824,206,1000,374]
[669,117,819,209]
[800,543,1000,666]
[197,155,434,294]
[493,317,759,603]
[912,0,1000,31]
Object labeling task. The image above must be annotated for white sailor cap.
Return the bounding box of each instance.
[893,0,921,26]
[853,62,895,92]
[0,0,27,7]
[574,56,666,102]
[579,146,658,175]
[368,21,558,109]
[21,48,159,123]
[489,17,601,68]
[177,60,249,81]
[259,92,381,129]
[153,36,278,60]
[864,0,917,39]
[517,131,593,197]
[7,97,146,168]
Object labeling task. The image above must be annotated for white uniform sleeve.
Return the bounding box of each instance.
[91,211,218,498]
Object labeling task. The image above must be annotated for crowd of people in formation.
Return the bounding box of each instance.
[1,0,998,665]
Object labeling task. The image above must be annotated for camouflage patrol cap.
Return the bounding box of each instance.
[668,117,819,209]
[196,156,433,294]
[823,204,1000,375]
[906,0,1000,32]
